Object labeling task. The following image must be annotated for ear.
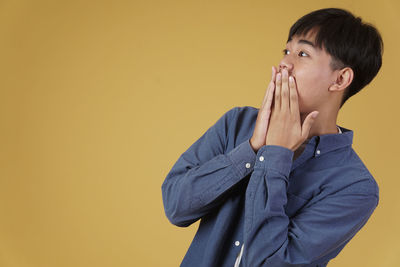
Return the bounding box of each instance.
[329,67,354,92]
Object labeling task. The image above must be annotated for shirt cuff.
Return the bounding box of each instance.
[227,139,257,177]
[254,145,294,177]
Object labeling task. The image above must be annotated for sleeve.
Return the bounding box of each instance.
[161,107,257,227]
[242,145,379,267]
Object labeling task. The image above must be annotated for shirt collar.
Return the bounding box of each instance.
[305,125,353,158]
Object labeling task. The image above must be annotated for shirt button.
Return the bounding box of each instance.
[235,241,240,246]
[245,163,251,168]
[259,156,264,161]
[316,150,321,155]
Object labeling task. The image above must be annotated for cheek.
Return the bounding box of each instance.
[295,68,330,95]
[294,72,319,98]
[294,69,330,109]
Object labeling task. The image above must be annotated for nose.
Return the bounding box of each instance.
[278,58,294,73]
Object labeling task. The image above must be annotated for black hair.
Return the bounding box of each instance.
[287,8,383,108]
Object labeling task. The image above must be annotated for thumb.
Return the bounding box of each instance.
[301,111,319,139]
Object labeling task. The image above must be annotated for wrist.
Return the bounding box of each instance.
[249,138,260,153]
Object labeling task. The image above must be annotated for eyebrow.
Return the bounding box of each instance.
[287,38,316,49]
[298,39,316,48]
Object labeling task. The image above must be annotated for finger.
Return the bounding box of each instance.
[272,66,277,83]
[301,111,319,139]
[258,81,275,129]
[261,66,277,106]
[254,67,277,143]
[259,71,276,129]
[275,72,282,110]
[289,76,300,116]
[281,69,289,111]
[265,79,275,110]
[270,66,277,107]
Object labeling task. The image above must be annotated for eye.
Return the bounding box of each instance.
[298,51,308,57]
[282,49,290,55]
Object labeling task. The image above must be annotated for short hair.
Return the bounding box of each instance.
[287,8,384,108]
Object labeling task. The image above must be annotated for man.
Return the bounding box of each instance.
[161,8,383,267]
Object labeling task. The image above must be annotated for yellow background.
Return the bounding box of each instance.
[1,0,398,266]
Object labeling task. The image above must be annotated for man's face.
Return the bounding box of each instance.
[278,30,338,114]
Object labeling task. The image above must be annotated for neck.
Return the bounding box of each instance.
[300,105,340,139]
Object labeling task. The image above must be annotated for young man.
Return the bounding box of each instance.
[161,8,383,267]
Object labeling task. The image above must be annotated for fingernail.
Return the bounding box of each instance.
[312,112,319,118]
[289,76,294,82]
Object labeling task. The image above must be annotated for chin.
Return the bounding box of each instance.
[298,100,315,115]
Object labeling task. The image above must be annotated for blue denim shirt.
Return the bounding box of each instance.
[161,106,379,267]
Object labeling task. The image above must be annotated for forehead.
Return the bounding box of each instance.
[288,31,316,45]
[287,30,328,55]
[289,26,317,43]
